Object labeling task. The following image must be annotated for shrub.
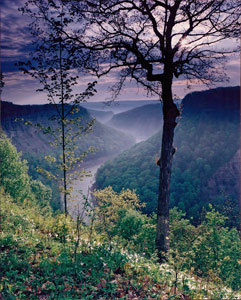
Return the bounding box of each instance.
[0,134,33,203]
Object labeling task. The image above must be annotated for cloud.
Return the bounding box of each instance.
[1,0,33,65]
[1,71,44,104]
[1,0,240,104]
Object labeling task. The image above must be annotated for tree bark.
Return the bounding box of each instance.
[155,79,179,261]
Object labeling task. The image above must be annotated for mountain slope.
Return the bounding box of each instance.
[96,86,240,224]
[81,100,158,114]
[87,108,113,123]
[1,101,135,159]
[107,103,162,142]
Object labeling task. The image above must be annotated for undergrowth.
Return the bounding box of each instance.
[1,189,241,299]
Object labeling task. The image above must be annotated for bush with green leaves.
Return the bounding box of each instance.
[92,187,143,242]
[191,208,241,290]
[50,214,74,243]
[169,207,241,291]
[92,187,157,256]
[115,208,145,240]
[0,134,33,203]
[115,208,156,257]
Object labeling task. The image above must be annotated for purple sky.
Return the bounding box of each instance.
[1,0,240,105]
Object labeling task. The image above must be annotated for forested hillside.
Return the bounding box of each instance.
[96,86,240,226]
[1,101,134,159]
[1,135,240,299]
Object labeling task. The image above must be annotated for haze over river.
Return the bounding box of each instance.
[62,157,109,222]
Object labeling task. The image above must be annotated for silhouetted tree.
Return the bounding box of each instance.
[22,0,240,259]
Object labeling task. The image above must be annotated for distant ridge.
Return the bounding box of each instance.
[1,101,90,121]
[182,86,240,115]
[107,103,162,142]
[81,100,159,114]
[1,101,135,159]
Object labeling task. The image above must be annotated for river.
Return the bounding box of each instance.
[62,157,109,222]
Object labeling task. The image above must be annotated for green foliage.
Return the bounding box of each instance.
[92,187,144,243]
[117,208,145,240]
[50,214,74,243]
[171,116,240,224]
[87,187,156,257]
[0,190,164,299]
[0,186,240,299]
[169,207,241,292]
[190,208,241,290]
[96,137,160,214]
[169,208,197,268]
[115,209,156,257]
[0,135,53,213]
[0,134,33,203]
[30,180,52,211]
[22,152,61,211]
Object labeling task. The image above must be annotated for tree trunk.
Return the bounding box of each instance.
[155,80,179,261]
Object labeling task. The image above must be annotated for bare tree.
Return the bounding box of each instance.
[22,0,240,260]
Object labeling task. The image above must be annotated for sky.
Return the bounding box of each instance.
[1,0,240,105]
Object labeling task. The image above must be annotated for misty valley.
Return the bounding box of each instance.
[2,86,240,227]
